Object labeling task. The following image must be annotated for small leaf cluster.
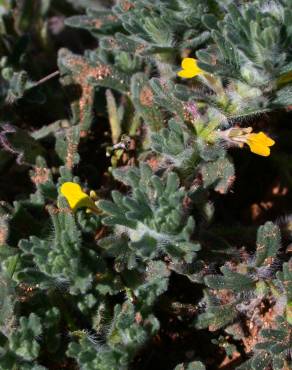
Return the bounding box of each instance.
[99,163,200,265]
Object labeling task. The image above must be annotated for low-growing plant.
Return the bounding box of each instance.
[0,0,291,369]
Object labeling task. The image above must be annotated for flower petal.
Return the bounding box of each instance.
[177,69,198,78]
[60,182,98,212]
[247,141,271,156]
[248,132,275,147]
[181,58,197,70]
[246,132,275,156]
[177,58,203,78]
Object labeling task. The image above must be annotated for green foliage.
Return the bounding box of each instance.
[238,316,292,370]
[0,0,52,108]
[174,361,206,370]
[197,222,282,330]
[0,0,291,369]
[96,0,211,57]
[197,0,292,112]
[16,201,95,294]
[201,156,235,193]
[255,221,281,267]
[98,163,200,264]
[9,313,42,361]
[68,301,159,370]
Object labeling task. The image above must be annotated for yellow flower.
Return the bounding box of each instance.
[245,132,275,157]
[60,182,99,213]
[223,127,275,157]
[177,58,204,78]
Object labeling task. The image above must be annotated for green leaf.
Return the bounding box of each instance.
[255,222,281,267]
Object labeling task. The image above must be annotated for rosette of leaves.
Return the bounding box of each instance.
[0,312,44,370]
[196,222,283,331]
[66,0,211,60]
[0,306,61,370]
[151,118,199,174]
[14,198,96,295]
[195,223,292,369]
[57,47,131,134]
[98,163,200,270]
[0,0,52,108]
[67,301,160,370]
[197,1,292,111]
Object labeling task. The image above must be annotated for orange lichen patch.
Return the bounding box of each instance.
[215,289,234,305]
[94,226,107,241]
[78,84,93,130]
[65,131,78,170]
[107,15,118,22]
[242,300,278,355]
[135,44,146,54]
[80,130,88,138]
[209,323,222,332]
[283,363,292,370]
[183,110,193,123]
[66,142,77,170]
[92,19,103,28]
[227,176,236,189]
[121,152,130,165]
[31,167,50,185]
[120,0,135,11]
[0,221,8,245]
[218,351,241,369]
[0,229,7,245]
[146,157,160,171]
[76,65,111,131]
[135,312,143,324]
[139,86,154,107]
[64,53,111,133]
[216,175,236,194]
[18,283,38,302]
[242,329,257,355]
[45,205,72,215]
[95,65,111,80]
[263,256,275,266]
[67,54,111,80]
